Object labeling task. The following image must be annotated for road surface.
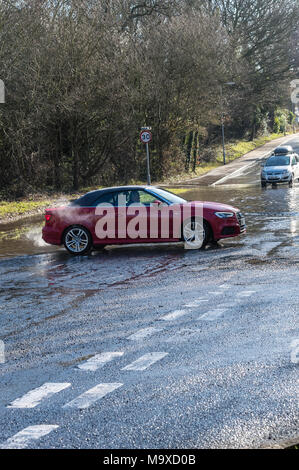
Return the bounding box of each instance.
[0,137,298,449]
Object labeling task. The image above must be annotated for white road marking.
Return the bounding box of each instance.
[160,310,188,321]
[184,300,209,308]
[77,352,124,371]
[211,161,256,186]
[7,383,71,409]
[63,383,123,409]
[219,284,230,289]
[122,352,168,371]
[198,309,228,321]
[236,290,256,297]
[0,425,59,449]
[127,327,162,341]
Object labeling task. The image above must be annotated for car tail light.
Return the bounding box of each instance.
[45,213,52,222]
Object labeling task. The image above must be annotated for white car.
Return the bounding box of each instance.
[261,154,299,187]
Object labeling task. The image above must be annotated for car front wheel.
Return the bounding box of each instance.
[63,226,92,255]
[182,218,210,249]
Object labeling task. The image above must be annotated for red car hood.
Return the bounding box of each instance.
[191,201,240,212]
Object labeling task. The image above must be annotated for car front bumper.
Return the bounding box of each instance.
[212,213,246,240]
[261,174,292,183]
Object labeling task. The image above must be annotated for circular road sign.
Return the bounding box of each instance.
[140,130,152,144]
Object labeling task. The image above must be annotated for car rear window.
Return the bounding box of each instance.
[70,192,102,207]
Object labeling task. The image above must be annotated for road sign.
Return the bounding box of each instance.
[140,130,152,144]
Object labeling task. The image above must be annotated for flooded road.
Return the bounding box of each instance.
[1,183,299,261]
[0,137,298,449]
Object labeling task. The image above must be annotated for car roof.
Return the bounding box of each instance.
[273,145,293,155]
[83,185,156,196]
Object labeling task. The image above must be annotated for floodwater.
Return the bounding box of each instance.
[1,135,299,260]
[0,179,298,260]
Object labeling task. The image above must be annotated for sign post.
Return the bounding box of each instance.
[140,127,152,185]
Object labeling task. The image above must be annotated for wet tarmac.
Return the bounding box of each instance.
[0,137,298,449]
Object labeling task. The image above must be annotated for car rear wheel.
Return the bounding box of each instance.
[182,218,210,249]
[63,226,92,255]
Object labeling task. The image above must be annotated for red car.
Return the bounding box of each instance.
[42,186,246,255]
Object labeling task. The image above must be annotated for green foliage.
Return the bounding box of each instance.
[0,0,297,196]
[273,109,290,134]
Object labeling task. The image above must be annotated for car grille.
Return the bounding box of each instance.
[236,212,246,231]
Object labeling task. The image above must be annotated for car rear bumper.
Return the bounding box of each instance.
[42,226,62,245]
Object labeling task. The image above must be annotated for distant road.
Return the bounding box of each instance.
[175,134,299,187]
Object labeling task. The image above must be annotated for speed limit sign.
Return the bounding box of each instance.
[140,130,152,144]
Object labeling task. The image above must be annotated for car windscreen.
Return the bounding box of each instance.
[147,188,187,204]
[265,156,290,167]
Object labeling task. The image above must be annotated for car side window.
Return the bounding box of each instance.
[114,191,131,206]
[92,192,116,207]
[137,190,163,206]
[112,190,163,207]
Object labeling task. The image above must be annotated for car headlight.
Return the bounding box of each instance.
[214,212,235,219]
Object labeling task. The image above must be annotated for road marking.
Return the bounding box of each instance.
[0,425,59,449]
[127,327,162,341]
[122,352,168,371]
[198,309,228,321]
[63,383,123,410]
[236,290,256,297]
[7,383,71,409]
[77,352,124,371]
[211,161,256,186]
[160,310,188,321]
[184,299,209,308]
[219,284,230,289]
[210,138,290,187]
